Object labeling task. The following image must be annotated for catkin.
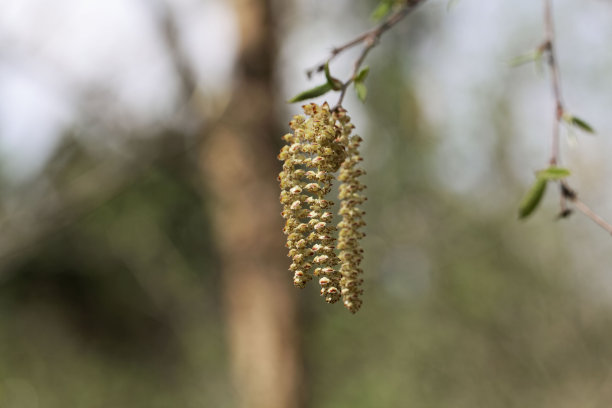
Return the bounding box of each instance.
[337,133,366,313]
[278,102,366,310]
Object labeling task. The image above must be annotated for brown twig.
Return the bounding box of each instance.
[561,182,612,235]
[572,200,612,236]
[542,0,564,166]
[541,0,570,213]
[306,0,427,109]
[541,0,612,236]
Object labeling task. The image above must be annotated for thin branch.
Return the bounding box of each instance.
[539,0,612,236]
[542,0,564,166]
[560,183,612,235]
[573,199,612,236]
[306,0,427,109]
[334,34,377,109]
[542,0,570,214]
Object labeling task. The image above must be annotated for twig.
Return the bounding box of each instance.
[539,0,612,236]
[572,200,612,236]
[561,183,612,235]
[306,0,427,109]
[541,0,570,212]
[542,0,564,166]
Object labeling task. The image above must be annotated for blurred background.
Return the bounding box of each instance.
[2,0,612,407]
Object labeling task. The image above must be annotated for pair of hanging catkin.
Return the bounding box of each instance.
[278,102,366,313]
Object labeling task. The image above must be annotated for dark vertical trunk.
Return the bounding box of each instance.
[200,1,303,408]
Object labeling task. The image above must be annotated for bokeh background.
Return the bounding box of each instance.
[2,0,612,407]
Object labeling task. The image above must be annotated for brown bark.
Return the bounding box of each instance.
[200,1,303,408]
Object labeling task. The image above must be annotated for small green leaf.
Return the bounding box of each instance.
[536,166,571,181]
[324,62,332,82]
[288,83,333,103]
[509,51,540,67]
[565,115,595,134]
[323,62,343,91]
[355,82,367,102]
[518,178,548,219]
[355,66,370,83]
[371,2,391,21]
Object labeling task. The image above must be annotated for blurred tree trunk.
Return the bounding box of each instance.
[200,1,303,408]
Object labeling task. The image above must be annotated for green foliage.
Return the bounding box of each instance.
[354,66,370,102]
[0,149,230,408]
[563,114,595,134]
[288,62,344,103]
[518,167,570,219]
[355,66,370,83]
[355,81,368,102]
[536,166,571,181]
[371,1,393,21]
[518,177,547,219]
[324,62,343,91]
[288,82,333,103]
[509,49,543,67]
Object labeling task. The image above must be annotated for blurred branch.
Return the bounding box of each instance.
[146,0,234,135]
[540,0,569,214]
[306,0,427,109]
[539,0,612,236]
[0,135,201,274]
[538,0,571,216]
[148,0,197,102]
[542,0,563,167]
[561,182,612,236]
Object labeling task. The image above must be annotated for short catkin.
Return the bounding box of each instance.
[278,102,366,312]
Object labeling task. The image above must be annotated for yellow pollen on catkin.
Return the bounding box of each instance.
[278,102,366,310]
[337,133,366,313]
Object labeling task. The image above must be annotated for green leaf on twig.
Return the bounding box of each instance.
[355,66,370,83]
[536,166,571,181]
[324,62,343,91]
[518,166,571,219]
[371,2,391,21]
[563,114,595,134]
[518,178,548,219]
[354,82,367,102]
[509,50,543,67]
[288,83,333,103]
